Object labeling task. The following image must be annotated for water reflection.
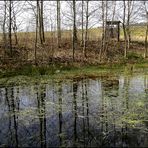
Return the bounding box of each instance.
[57,81,63,147]
[36,85,46,148]
[5,87,19,147]
[0,74,148,147]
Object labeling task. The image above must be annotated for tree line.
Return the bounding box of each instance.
[0,0,147,64]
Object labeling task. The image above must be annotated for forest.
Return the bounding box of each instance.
[0,1,147,71]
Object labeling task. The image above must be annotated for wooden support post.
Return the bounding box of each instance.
[118,23,120,42]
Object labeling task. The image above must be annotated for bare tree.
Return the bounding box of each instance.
[83,0,89,58]
[37,0,45,45]
[37,1,43,44]
[35,0,39,65]
[72,0,77,62]
[81,0,84,47]
[126,0,133,49]
[57,0,61,48]
[2,0,7,54]
[99,0,104,61]
[12,1,18,45]
[41,0,45,43]
[112,1,116,21]
[143,1,148,58]
[9,0,12,57]
[121,0,134,58]
[100,0,108,61]
[122,0,128,58]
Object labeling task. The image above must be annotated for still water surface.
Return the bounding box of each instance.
[0,73,148,147]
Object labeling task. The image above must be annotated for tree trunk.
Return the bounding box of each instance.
[100,0,105,61]
[35,0,39,65]
[3,0,7,55]
[51,23,54,64]
[38,1,43,45]
[83,0,89,58]
[72,0,77,62]
[145,24,148,58]
[127,0,132,50]
[41,0,45,43]
[104,0,108,55]
[100,0,108,60]
[81,0,84,47]
[144,2,148,59]
[57,0,61,48]
[12,2,18,45]
[9,0,12,57]
[123,0,127,58]
[37,0,45,45]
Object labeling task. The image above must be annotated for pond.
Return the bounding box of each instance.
[0,72,148,147]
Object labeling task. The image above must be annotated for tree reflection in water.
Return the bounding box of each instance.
[0,74,148,147]
[5,87,19,147]
[36,85,46,148]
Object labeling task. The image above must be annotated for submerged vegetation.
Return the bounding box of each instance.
[0,70,147,147]
[0,50,147,79]
[0,61,147,87]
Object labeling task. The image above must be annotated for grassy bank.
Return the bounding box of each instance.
[0,48,147,87]
[0,60,147,87]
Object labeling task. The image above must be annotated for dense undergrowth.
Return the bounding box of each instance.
[0,52,147,77]
[0,52,147,87]
[0,39,147,87]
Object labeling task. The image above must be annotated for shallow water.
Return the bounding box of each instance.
[0,73,148,147]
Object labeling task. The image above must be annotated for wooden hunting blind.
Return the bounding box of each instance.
[106,21,120,41]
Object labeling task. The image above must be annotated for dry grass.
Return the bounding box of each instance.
[0,25,145,45]
[0,25,146,67]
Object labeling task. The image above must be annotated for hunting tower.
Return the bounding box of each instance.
[106,21,120,41]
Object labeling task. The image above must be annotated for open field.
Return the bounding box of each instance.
[0,24,146,43]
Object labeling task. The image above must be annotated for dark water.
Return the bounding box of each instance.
[0,74,148,147]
